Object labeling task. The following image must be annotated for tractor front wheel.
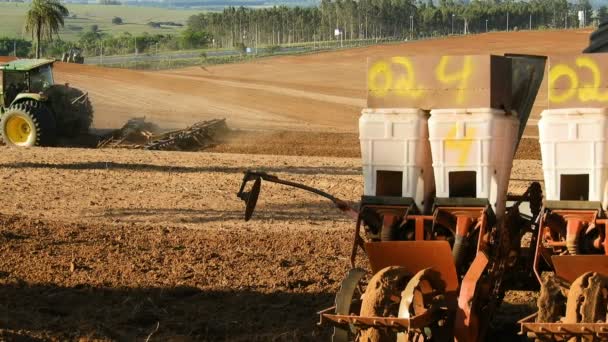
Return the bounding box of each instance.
[1,101,56,147]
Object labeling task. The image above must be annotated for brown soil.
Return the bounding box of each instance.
[206,131,540,160]
[0,147,362,341]
[209,130,361,158]
[514,138,541,160]
[0,29,591,136]
[0,214,351,341]
[0,28,573,341]
[0,146,542,340]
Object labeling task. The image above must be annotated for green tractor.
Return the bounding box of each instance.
[0,59,93,147]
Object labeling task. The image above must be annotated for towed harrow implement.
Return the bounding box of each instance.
[99,118,227,151]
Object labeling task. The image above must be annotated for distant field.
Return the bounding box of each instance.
[0,3,199,41]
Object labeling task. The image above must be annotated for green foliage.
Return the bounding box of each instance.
[580,0,593,26]
[180,28,210,49]
[40,39,72,58]
[0,3,198,42]
[0,37,32,57]
[66,24,83,31]
[68,30,197,56]
[149,21,183,27]
[598,6,608,24]
[105,54,253,71]
[79,29,104,49]
[266,44,281,53]
[65,30,207,57]
[184,0,591,48]
[1,0,599,62]
[24,0,69,57]
[234,42,246,55]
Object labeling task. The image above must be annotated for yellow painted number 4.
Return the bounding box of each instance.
[435,56,473,104]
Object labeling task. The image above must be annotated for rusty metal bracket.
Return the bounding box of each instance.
[454,252,489,342]
[520,312,608,338]
[321,310,437,332]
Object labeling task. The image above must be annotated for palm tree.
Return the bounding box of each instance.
[24,0,69,58]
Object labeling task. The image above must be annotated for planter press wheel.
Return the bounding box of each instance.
[399,268,450,342]
[357,266,411,342]
[332,268,366,342]
[564,272,608,342]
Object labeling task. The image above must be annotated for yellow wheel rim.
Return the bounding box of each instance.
[5,115,33,145]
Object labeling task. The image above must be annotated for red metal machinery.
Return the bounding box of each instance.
[518,53,608,341]
[520,202,608,341]
[237,54,546,341]
[237,173,541,341]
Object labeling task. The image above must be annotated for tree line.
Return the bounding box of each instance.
[2,26,210,58]
[76,26,209,55]
[3,0,606,58]
[186,0,601,48]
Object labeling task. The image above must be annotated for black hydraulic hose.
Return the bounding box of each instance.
[452,235,466,271]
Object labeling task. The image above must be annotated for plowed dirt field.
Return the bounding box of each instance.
[3,29,590,133]
[0,147,541,341]
[0,29,585,341]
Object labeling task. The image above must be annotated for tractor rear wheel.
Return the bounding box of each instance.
[1,101,56,147]
[44,84,93,137]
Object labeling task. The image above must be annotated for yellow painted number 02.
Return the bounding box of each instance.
[368,57,422,98]
[549,56,608,103]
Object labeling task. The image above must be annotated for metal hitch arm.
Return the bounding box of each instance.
[236,170,358,221]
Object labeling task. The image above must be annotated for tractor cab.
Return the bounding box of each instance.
[0,59,55,110]
[0,59,92,147]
